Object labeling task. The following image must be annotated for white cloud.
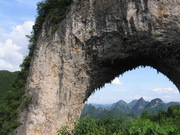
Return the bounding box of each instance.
[0,39,21,57]
[111,77,122,85]
[0,59,13,69]
[10,21,34,54]
[152,88,179,94]
[0,39,23,71]
[0,21,34,71]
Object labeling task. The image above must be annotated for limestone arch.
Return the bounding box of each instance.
[83,50,180,102]
[82,31,180,98]
[17,0,180,134]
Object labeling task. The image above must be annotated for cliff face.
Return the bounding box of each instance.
[17,0,180,134]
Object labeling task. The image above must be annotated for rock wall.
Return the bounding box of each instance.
[17,0,180,134]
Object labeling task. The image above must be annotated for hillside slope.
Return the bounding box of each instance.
[81,98,179,118]
[0,70,19,102]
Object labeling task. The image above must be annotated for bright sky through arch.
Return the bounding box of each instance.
[87,66,180,104]
[0,1,179,103]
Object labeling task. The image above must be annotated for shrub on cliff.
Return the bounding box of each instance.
[0,0,72,134]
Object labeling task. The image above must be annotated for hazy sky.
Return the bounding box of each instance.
[0,0,179,104]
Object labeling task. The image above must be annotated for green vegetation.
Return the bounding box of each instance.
[0,70,19,102]
[0,0,179,134]
[89,29,96,34]
[58,116,128,135]
[0,71,24,134]
[0,0,73,134]
[58,105,180,135]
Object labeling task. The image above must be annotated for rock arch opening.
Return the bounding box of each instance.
[81,66,179,119]
[86,66,179,105]
[84,53,180,104]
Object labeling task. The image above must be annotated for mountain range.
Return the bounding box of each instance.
[81,98,179,119]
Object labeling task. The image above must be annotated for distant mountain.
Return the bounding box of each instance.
[167,102,180,107]
[145,98,164,109]
[144,98,165,113]
[96,100,131,118]
[128,100,138,109]
[109,100,127,110]
[131,97,149,115]
[80,104,107,119]
[81,98,179,119]
[92,103,112,110]
[110,100,130,114]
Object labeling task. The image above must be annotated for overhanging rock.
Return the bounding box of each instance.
[17,0,180,134]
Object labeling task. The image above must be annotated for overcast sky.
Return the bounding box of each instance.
[0,0,179,104]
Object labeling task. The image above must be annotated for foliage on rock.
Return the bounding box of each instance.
[0,0,72,134]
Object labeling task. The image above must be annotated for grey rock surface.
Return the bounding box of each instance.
[17,0,180,134]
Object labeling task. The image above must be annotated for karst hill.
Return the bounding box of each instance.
[3,0,179,134]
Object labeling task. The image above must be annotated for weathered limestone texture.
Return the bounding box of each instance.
[17,0,180,134]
